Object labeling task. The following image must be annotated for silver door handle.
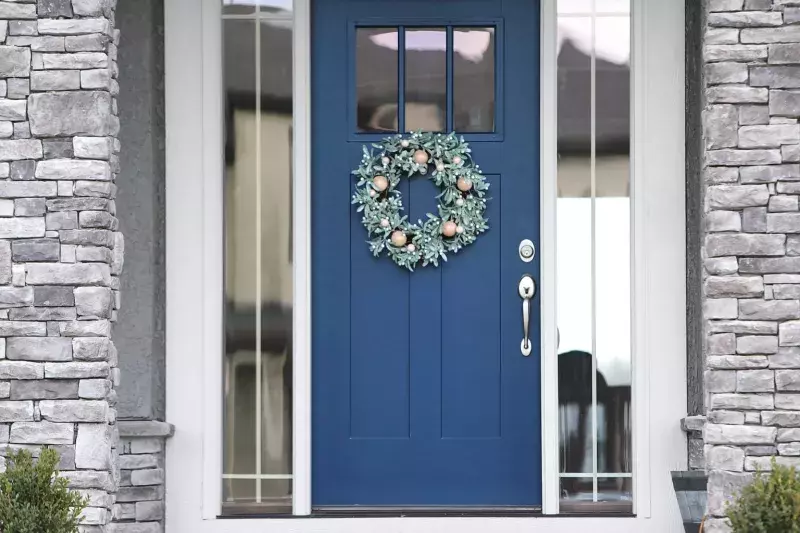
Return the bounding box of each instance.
[518,275,536,356]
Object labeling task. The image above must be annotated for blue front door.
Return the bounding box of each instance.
[312,0,541,507]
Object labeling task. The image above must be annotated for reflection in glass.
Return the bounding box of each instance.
[453,28,495,132]
[405,28,446,132]
[357,28,399,132]
[222,6,294,515]
[556,0,631,512]
[560,477,633,514]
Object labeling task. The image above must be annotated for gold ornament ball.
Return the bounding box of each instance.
[413,150,429,165]
[391,231,407,247]
[453,156,462,165]
[442,221,457,238]
[457,177,473,192]
[373,175,388,192]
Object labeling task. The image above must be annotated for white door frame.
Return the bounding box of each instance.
[164,0,687,530]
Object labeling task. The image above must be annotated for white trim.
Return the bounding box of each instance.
[164,0,687,530]
[292,0,313,515]
[199,0,225,519]
[539,0,560,517]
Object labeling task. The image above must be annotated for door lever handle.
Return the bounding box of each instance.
[518,275,536,356]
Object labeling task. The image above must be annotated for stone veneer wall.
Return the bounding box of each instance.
[110,421,172,533]
[0,0,122,531]
[702,0,800,531]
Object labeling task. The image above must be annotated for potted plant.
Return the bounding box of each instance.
[726,461,800,533]
[0,448,88,533]
[672,470,708,533]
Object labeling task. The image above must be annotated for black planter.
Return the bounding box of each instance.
[671,471,708,533]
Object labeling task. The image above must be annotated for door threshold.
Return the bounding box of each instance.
[312,506,543,518]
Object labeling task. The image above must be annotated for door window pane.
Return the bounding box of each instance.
[222,4,294,516]
[405,28,446,132]
[453,27,495,132]
[357,28,399,132]
[556,0,632,512]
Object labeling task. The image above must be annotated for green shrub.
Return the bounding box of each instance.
[0,448,88,533]
[726,460,800,533]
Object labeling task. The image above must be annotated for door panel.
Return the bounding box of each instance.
[312,0,541,507]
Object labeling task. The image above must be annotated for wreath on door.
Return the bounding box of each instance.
[352,132,490,270]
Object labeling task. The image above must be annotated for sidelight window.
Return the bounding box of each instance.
[555,0,632,513]
[221,0,295,516]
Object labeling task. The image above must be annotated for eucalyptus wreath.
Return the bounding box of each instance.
[351,131,490,270]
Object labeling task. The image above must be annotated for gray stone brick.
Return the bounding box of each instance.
[743,24,800,43]
[740,257,800,273]
[9,160,34,182]
[74,287,112,318]
[6,337,71,362]
[706,276,764,297]
[737,369,775,392]
[58,320,109,337]
[65,34,107,52]
[708,185,770,208]
[740,125,800,147]
[707,86,769,104]
[39,399,107,423]
[706,298,739,319]
[79,211,114,229]
[130,468,163,487]
[37,0,73,18]
[781,320,800,346]
[705,44,767,62]
[738,335,779,354]
[9,21,37,37]
[708,370,737,391]
[710,11,783,27]
[707,63,749,86]
[769,347,800,367]
[0,46,30,78]
[9,421,72,444]
[29,91,112,137]
[71,0,107,17]
[61,470,114,492]
[762,411,800,427]
[707,167,740,183]
[776,394,800,410]
[740,300,800,320]
[0,140,42,162]
[707,446,745,472]
[707,211,742,232]
[707,28,740,45]
[706,256,739,274]
[769,195,799,212]
[0,401,33,422]
[709,0,744,11]
[752,66,800,88]
[30,70,79,91]
[36,159,110,181]
[709,355,769,369]
[26,263,110,286]
[13,198,44,217]
[741,165,800,183]
[43,361,108,379]
[778,428,800,442]
[713,393,775,410]
[75,423,111,469]
[12,239,59,262]
[37,18,110,36]
[706,424,777,445]
[777,370,800,391]
[706,233,784,256]
[10,379,78,400]
[78,378,109,399]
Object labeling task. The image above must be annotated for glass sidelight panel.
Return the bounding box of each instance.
[221,1,294,515]
[556,0,632,513]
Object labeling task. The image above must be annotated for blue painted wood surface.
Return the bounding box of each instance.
[312,0,541,507]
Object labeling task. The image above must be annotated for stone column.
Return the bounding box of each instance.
[702,1,800,531]
[0,0,121,531]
